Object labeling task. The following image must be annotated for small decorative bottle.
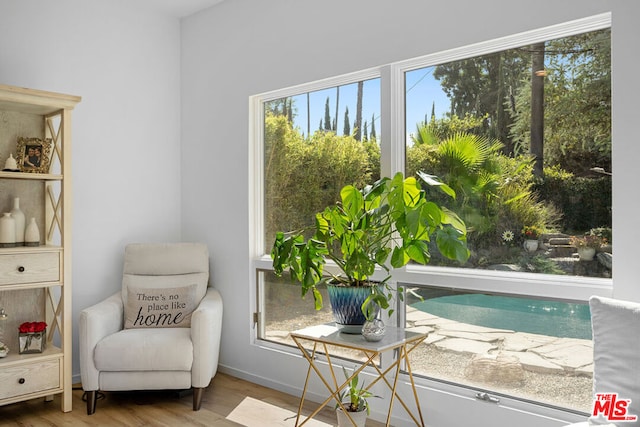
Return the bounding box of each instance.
[24,217,40,247]
[0,213,16,248]
[11,197,25,245]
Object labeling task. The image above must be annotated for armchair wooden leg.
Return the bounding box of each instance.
[193,387,204,411]
[86,390,97,415]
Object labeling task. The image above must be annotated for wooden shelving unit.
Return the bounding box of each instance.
[0,84,80,412]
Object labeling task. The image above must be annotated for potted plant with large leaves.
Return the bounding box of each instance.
[271,171,470,333]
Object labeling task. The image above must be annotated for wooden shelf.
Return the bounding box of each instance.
[0,84,81,115]
[0,83,79,413]
[0,345,62,367]
[0,171,62,181]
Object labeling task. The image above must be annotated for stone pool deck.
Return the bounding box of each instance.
[405,306,593,377]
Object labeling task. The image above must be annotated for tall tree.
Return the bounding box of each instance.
[343,107,351,136]
[355,81,363,141]
[286,98,293,123]
[509,28,611,174]
[264,98,289,118]
[530,42,545,178]
[334,86,340,132]
[433,51,528,153]
[370,113,376,140]
[306,92,310,137]
[363,121,369,142]
[324,97,332,131]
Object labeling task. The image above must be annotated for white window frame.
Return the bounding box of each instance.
[387,11,612,306]
[249,12,612,423]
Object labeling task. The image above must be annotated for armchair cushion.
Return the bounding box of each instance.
[124,284,199,329]
[95,328,193,371]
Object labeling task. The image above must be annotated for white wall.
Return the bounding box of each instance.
[0,0,183,382]
[181,1,640,426]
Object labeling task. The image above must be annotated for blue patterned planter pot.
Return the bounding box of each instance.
[326,283,379,334]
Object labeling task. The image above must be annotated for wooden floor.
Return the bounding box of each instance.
[0,373,386,426]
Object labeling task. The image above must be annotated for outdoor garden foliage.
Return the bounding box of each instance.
[264,28,611,273]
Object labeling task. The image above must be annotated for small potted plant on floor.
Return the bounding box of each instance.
[271,171,470,333]
[335,366,378,427]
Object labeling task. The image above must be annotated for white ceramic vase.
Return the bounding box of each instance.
[3,153,18,171]
[523,239,539,253]
[0,213,16,247]
[24,217,40,247]
[11,197,25,245]
[578,247,596,261]
[336,407,367,427]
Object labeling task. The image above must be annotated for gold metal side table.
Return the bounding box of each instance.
[290,323,426,427]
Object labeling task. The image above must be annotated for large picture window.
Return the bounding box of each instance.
[404,28,611,278]
[251,14,611,416]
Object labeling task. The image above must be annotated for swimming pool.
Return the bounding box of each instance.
[411,293,592,340]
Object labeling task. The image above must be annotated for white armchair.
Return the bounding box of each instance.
[565,295,640,427]
[79,243,223,415]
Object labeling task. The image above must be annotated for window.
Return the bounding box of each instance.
[404,28,611,279]
[251,13,611,415]
[257,74,382,343]
[404,285,593,411]
[263,78,382,254]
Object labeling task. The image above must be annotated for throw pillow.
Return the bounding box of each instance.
[588,295,640,425]
[124,284,199,329]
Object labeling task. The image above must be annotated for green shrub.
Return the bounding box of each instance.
[264,115,373,243]
[536,166,611,233]
[407,133,557,253]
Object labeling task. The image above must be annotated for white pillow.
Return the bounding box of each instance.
[588,296,640,425]
[124,284,200,329]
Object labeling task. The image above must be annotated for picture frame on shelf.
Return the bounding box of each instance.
[16,137,52,174]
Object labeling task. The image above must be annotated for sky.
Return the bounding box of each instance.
[290,66,451,144]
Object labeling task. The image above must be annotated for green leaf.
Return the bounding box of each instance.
[417,171,456,199]
[402,176,422,207]
[405,206,427,239]
[390,246,410,267]
[312,287,323,311]
[374,247,391,265]
[341,185,364,220]
[436,227,470,263]
[421,202,443,229]
[315,212,330,237]
[405,240,430,264]
[440,206,467,236]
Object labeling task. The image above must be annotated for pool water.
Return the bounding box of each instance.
[411,293,592,340]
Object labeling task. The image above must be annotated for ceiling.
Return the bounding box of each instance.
[134,0,225,18]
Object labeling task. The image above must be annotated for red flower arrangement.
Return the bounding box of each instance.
[18,321,47,333]
[521,225,542,240]
[18,322,47,353]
